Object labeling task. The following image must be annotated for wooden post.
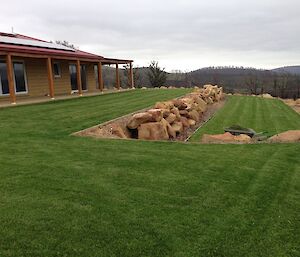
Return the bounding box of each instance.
[97,62,104,92]
[116,63,120,90]
[46,57,55,99]
[129,62,134,88]
[6,54,16,104]
[76,59,82,96]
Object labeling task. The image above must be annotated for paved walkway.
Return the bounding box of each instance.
[0,88,133,108]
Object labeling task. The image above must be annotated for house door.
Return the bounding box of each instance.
[69,64,87,91]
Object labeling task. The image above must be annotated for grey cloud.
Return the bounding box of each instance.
[1,0,300,70]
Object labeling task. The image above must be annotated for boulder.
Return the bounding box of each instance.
[147,109,163,122]
[179,116,190,128]
[179,110,189,116]
[127,112,153,129]
[188,110,200,122]
[165,113,177,124]
[187,119,196,126]
[162,109,171,118]
[161,118,176,138]
[201,132,252,144]
[267,130,300,143]
[154,102,167,109]
[110,124,128,139]
[234,134,251,143]
[138,121,169,140]
[171,121,184,134]
[170,107,181,119]
[194,99,207,113]
[173,99,187,110]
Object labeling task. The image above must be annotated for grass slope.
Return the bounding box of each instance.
[190,96,300,142]
[0,91,299,257]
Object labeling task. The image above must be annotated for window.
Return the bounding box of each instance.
[13,62,27,93]
[81,65,87,91]
[0,61,9,95]
[53,63,61,78]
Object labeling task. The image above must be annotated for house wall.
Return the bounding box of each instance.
[0,57,99,103]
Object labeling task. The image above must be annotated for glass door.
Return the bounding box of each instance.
[69,64,87,91]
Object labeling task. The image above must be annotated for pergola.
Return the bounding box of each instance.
[0,34,134,104]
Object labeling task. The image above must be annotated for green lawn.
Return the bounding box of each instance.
[0,90,299,257]
[190,95,300,142]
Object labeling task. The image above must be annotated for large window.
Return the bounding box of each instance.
[13,62,27,93]
[0,61,9,95]
[69,64,88,91]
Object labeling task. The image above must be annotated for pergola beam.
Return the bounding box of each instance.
[129,62,134,88]
[115,63,120,90]
[97,62,104,92]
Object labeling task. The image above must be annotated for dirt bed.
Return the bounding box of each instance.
[74,100,226,142]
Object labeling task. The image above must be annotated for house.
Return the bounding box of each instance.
[0,32,134,104]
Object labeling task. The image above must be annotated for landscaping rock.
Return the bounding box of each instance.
[138,121,169,140]
[171,121,184,134]
[187,119,196,126]
[267,130,300,143]
[188,110,200,122]
[179,116,190,128]
[110,124,128,139]
[165,113,177,124]
[147,109,163,122]
[201,132,251,144]
[127,112,153,129]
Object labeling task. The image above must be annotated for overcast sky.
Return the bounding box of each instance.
[1,0,300,71]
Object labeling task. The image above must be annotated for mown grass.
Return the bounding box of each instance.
[190,96,300,142]
[0,90,299,257]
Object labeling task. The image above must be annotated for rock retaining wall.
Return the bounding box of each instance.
[75,85,224,141]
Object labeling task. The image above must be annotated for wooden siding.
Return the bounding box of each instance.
[0,57,99,102]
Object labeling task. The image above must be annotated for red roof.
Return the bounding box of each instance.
[0,32,132,63]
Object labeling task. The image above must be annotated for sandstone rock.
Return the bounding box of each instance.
[197,98,208,112]
[187,119,196,126]
[201,132,252,144]
[110,124,128,139]
[138,122,169,140]
[234,134,251,143]
[147,109,163,122]
[127,112,153,129]
[160,86,168,89]
[165,113,177,124]
[170,107,181,119]
[161,109,171,118]
[173,99,187,110]
[161,118,176,138]
[179,110,189,116]
[267,130,300,143]
[179,116,190,128]
[262,93,273,99]
[171,121,184,134]
[206,97,214,104]
[188,110,200,122]
[154,102,167,109]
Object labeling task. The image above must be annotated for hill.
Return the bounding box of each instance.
[272,66,300,75]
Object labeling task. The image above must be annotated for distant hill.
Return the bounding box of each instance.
[272,66,300,75]
[101,65,300,98]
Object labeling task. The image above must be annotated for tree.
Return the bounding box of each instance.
[123,64,141,88]
[147,61,167,88]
